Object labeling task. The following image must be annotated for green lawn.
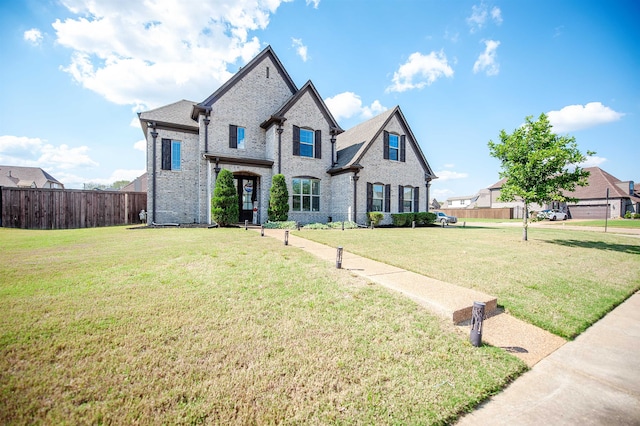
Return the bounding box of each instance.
[0,226,525,425]
[298,225,640,339]
[566,219,640,229]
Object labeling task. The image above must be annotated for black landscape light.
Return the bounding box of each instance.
[470,301,486,347]
[336,246,343,269]
[284,230,289,245]
[245,219,248,230]
[261,224,264,237]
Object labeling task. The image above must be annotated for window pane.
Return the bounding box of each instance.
[389,147,398,161]
[300,129,313,143]
[171,141,181,170]
[373,184,383,199]
[312,196,319,211]
[372,199,382,212]
[302,196,310,211]
[237,127,245,150]
[312,180,320,195]
[389,134,399,148]
[404,201,412,212]
[293,196,301,211]
[302,179,311,195]
[300,143,313,158]
[292,179,301,195]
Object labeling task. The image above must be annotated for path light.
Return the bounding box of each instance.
[463,221,466,228]
[297,222,300,231]
[336,246,343,269]
[470,301,486,347]
[245,219,248,230]
[284,230,289,246]
[341,221,344,231]
[441,220,445,228]
[412,220,415,229]
[261,224,264,237]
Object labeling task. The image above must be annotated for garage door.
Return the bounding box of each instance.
[568,205,608,219]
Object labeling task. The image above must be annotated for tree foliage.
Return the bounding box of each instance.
[211,169,238,226]
[488,113,594,240]
[268,174,289,222]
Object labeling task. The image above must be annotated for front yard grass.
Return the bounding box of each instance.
[298,225,640,339]
[1,226,525,424]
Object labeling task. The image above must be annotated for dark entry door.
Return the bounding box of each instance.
[235,176,257,223]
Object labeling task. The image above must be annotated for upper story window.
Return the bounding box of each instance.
[229,125,245,149]
[383,130,405,162]
[161,139,181,171]
[389,134,399,161]
[292,177,320,211]
[293,125,321,159]
[367,182,391,212]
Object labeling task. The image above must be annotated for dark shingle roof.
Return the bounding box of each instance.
[563,167,636,200]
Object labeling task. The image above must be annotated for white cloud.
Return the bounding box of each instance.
[579,155,607,168]
[130,117,141,128]
[51,0,288,110]
[473,40,500,76]
[433,188,454,198]
[292,38,308,62]
[467,3,502,33]
[24,28,43,46]
[0,135,98,170]
[134,139,146,152]
[435,170,469,181]
[386,51,454,93]
[547,102,624,133]
[306,0,320,9]
[324,92,387,122]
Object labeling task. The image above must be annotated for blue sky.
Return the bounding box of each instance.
[1,0,638,198]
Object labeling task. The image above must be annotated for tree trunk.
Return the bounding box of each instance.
[522,202,529,241]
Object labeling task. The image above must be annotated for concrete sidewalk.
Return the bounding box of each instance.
[257,228,565,367]
[457,291,640,425]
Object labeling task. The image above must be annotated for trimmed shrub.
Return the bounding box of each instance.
[268,174,289,222]
[392,212,435,227]
[211,169,238,226]
[263,221,297,229]
[367,212,384,227]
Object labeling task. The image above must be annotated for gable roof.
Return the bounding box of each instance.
[193,45,298,120]
[138,99,199,135]
[563,167,638,200]
[329,106,436,178]
[260,80,343,132]
[0,165,64,188]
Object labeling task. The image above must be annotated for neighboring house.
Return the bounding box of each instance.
[0,165,64,189]
[121,173,148,192]
[563,167,639,219]
[479,167,638,219]
[138,46,437,226]
[486,177,544,215]
[445,194,476,209]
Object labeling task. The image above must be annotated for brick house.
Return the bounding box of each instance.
[138,46,436,226]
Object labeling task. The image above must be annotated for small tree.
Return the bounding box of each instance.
[268,174,289,221]
[488,113,594,241]
[211,169,238,226]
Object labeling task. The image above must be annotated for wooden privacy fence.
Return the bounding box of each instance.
[0,187,147,229]
[438,207,515,220]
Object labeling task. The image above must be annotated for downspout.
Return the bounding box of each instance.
[351,164,362,224]
[203,115,210,153]
[276,122,284,174]
[149,122,158,224]
[330,129,337,167]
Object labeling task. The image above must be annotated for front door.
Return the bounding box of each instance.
[235,176,257,223]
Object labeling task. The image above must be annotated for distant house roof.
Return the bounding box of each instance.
[0,165,64,189]
[121,173,148,192]
[487,168,639,202]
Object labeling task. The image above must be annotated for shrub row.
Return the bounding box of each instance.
[624,212,640,219]
[391,212,437,227]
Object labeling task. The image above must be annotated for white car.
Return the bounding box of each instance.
[546,209,568,221]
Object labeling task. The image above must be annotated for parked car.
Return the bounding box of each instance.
[546,209,568,221]
[536,209,551,219]
[435,211,457,225]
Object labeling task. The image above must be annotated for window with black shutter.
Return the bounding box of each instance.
[413,186,419,212]
[229,125,237,148]
[161,139,171,170]
[293,125,300,156]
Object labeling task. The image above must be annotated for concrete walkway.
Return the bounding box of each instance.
[257,228,565,367]
[457,291,640,425]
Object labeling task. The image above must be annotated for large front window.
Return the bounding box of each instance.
[292,178,320,211]
[300,129,314,158]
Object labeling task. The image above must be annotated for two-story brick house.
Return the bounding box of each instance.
[138,46,437,226]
